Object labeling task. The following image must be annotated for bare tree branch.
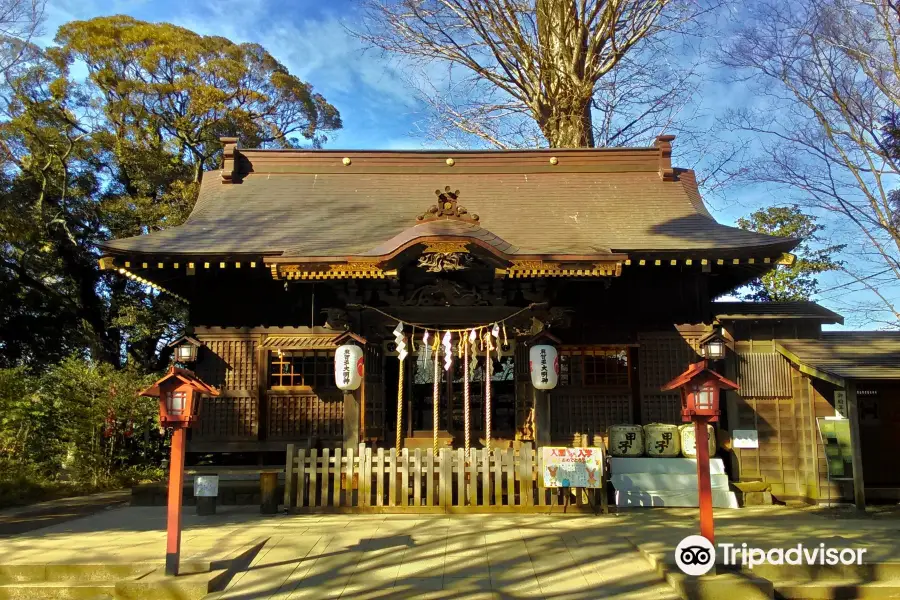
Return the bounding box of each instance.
[0,0,44,77]
[721,0,900,326]
[352,0,718,148]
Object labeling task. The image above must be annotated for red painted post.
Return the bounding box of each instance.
[694,416,714,544]
[166,426,186,576]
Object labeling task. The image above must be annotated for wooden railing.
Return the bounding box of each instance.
[284,443,608,513]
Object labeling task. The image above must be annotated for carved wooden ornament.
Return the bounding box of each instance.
[417,187,479,223]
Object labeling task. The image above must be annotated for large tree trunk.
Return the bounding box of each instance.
[536,0,595,148]
[536,95,596,147]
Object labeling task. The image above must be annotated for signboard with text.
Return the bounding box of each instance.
[541,447,604,488]
[732,429,759,449]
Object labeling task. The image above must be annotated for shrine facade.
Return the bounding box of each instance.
[100,136,899,505]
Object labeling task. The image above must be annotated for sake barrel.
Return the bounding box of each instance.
[679,423,717,458]
[643,423,682,457]
[608,424,644,457]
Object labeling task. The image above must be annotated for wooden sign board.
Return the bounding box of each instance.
[541,447,603,488]
[833,391,847,419]
[816,418,853,480]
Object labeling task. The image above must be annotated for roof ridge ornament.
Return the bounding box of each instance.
[221,136,241,184]
[654,134,677,182]
[417,186,479,223]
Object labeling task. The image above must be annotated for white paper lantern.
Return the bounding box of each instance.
[334,344,364,391]
[529,345,559,390]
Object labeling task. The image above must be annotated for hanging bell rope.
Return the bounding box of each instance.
[484,329,493,455]
[393,325,408,451]
[396,350,405,451]
[432,337,440,455]
[463,330,471,456]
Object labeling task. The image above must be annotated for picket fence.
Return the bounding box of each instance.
[283,443,608,513]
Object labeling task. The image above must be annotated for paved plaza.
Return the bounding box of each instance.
[3,504,899,599]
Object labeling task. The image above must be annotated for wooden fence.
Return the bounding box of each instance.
[283,443,608,513]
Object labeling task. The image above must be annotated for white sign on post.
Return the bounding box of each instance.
[833,391,847,419]
[193,475,219,498]
[732,429,759,449]
[541,447,604,488]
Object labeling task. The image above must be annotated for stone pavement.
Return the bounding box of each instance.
[4,505,899,599]
[0,489,130,537]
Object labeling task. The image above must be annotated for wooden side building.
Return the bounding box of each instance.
[100,136,900,505]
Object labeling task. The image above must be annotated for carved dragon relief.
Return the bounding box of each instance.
[417,251,472,272]
[402,279,491,307]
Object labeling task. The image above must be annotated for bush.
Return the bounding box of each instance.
[0,357,167,505]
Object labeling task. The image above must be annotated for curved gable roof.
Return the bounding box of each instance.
[101,143,796,259]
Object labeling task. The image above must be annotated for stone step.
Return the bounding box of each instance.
[0,568,230,600]
[0,561,216,585]
[628,538,773,599]
[615,489,740,508]
[666,571,774,599]
[721,561,900,583]
[0,581,116,600]
[0,564,158,585]
[775,580,900,599]
[610,457,728,475]
[115,568,226,600]
[610,473,731,491]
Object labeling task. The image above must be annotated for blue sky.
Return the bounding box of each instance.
[44,0,430,150]
[40,0,887,329]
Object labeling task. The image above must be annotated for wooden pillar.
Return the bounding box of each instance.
[846,381,866,510]
[165,427,187,576]
[260,472,278,514]
[257,345,268,442]
[723,349,742,482]
[695,417,715,544]
[343,389,360,450]
[534,387,551,447]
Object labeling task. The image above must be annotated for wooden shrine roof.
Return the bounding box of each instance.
[101,137,797,261]
[139,366,219,398]
[661,360,740,391]
[777,332,900,383]
[714,301,844,324]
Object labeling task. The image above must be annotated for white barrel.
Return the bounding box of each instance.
[679,423,716,458]
[643,423,682,457]
[608,424,644,457]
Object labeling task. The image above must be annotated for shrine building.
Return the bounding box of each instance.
[100,136,900,507]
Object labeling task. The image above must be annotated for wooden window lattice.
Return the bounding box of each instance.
[638,333,701,424]
[560,347,629,387]
[551,393,632,442]
[736,352,793,398]
[194,396,256,440]
[267,393,344,440]
[269,350,337,390]
[196,339,258,391]
[364,344,385,439]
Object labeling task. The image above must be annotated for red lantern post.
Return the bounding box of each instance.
[662,360,738,544]
[140,367,219,576]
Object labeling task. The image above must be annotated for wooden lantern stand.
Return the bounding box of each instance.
[662,360,738,545]
[166,425,188,574]
[140,367,219,576]
[693,415,714,543]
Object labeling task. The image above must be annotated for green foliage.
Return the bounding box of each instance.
[0,17,341,370]
[0,359,165,505]
[737,206,844,302]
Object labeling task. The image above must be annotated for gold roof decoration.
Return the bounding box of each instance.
[417,186,479,224]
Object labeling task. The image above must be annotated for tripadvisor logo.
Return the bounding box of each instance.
[674,536,868,576]
[675,535,716,576]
